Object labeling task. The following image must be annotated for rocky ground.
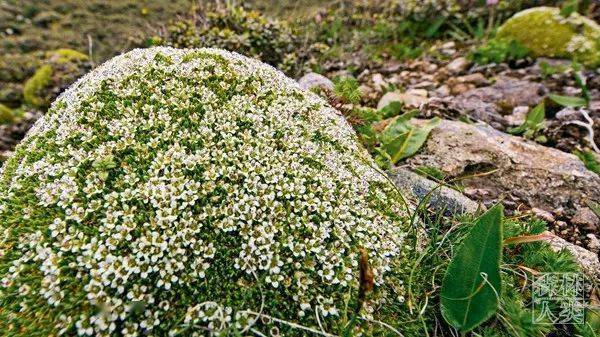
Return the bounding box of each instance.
[299,40,600,259]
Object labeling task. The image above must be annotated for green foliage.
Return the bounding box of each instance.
[539,61,564,79]
[498,289,552,337]
[496,7,600,67]
[441,205,503,333]
[508,102,546,142]
[470,38,530,65]
[376,112,440,165]
[549,93,588,107]
[574,149,600,175]
[0,103,17,124]
[22,64,52,108]
[47,48,89,63]
[154,6,302,74]
[333,76,361,104]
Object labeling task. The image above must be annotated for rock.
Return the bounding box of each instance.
[405,88,428,97]
[411,80,436,90]
[571,207,599,232]
[297,72,334,92]
[389,167,481,216]
[449,82,474,96]
[377,91,428,110]
[456,73,488,86]
[505,106,529,126]
[0,110,42,161]
[544,231,600,279]
[497,7,600,67]
[372,73,387,92]
[446,57,470,74]
[532,207,556,223]
[451,77,545,129]
[434,85,450,97]
[587,234,600,253]
[405,119,600,233]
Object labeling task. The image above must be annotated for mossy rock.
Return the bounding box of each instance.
[497,7,600,67]
[0,47,416,336]
[22,64,53,108]
[21,49,92,109]
[0,103,16,124]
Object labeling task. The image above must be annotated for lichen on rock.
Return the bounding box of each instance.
[0,47,415,336]
[497,7,600,67]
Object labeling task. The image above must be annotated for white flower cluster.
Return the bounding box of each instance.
[0,47,413,336]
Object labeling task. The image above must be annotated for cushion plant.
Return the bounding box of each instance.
[0,47,416,336]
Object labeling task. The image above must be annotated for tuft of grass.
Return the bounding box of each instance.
[470,38,530,65]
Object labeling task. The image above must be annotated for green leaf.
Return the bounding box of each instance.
[441,204,504,332]
[574,149,600,175]
[380,115,440,163]
[379,101,403,119]
[526,102,545,125]
[508,102,545,136]
[548,94,587,107]
[560,0,579,17]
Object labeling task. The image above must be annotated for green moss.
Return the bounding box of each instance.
[47,48,89,63]
[497,7,600,67]
[0,103,16,124]
[22,64,53,108]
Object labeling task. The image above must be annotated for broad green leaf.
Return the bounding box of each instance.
[378,110,418,144]
[382,130,411,162]
[508,102,545,136]
[526,102,545,125]
[549,94,587,107]
[392,117,440,162]
[441,204,504,332]
[381,117,440,163]
[574,149,600,175]
[379,101,403,119]
[560,0,579,17]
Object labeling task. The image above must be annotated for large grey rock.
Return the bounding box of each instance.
[406,119,600,231]
[389,167,481,216]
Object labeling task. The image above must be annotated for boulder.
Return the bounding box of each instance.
[0,47,416,336]
[405,119,600,232]
[389,167,481,216]
[497,7,600,67]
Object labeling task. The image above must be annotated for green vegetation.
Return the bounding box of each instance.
[0,47,417,337]
[22,64,52,108]
[574,149,600,175]
[496,7,600,67]
[508,102,547,142]
[470,39,530,65]
[0,103,17,124]
[152,6,304,75]
[441,205,503,332]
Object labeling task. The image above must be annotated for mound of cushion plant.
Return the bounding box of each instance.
[496,6,600,67]
[0,47,416,336]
